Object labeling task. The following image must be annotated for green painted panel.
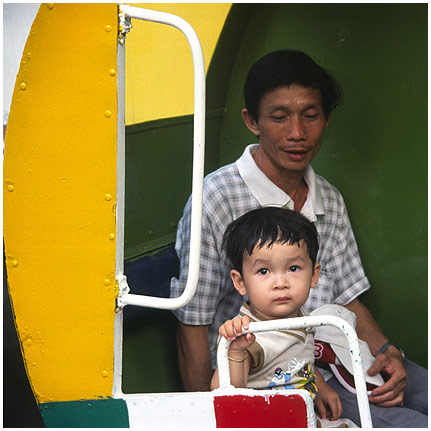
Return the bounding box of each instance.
[122,309,184,394]
[124,110,223,259]
[218,4,427,366]
[40,398,129,428]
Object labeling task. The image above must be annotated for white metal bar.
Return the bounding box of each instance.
[113,29,126,398]
[117,5,205,310]
[217,315,373,428]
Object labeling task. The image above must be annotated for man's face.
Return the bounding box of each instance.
[243,84,329,175]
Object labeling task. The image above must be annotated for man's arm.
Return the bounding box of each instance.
[176,322,213,391]
[344,298,406,407]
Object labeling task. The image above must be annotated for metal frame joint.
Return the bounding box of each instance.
[118,5,133,44]
[116,274,130,309]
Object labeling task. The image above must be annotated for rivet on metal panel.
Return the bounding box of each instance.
[101,370,109,378]
[12,260,19,267]
[104,193,112,201]
[19,82,27,91]
[26,339,33,347]
[105,25,112,33]
[108,233,115,240]
[7,185,14,192]
[104,110,112,118]
[47,4,54,9]
[104,279,111,286]
[109,69,116,77]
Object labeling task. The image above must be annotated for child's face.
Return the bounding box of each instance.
[231,240,320,320]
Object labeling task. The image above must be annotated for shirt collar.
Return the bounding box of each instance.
[236,144,325,221]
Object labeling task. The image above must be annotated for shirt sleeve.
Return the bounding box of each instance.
[247,341,265,375]
[328,196,371,305]
[309,185,371,311]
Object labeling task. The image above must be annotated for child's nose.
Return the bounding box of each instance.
[274,273,289,289]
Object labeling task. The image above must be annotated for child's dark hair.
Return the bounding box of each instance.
[223,207,319,274]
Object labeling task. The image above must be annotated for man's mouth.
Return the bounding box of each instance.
[283,149,308,162]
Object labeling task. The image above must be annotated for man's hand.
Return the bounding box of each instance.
[344,299,407,406]
[367,346,407,407]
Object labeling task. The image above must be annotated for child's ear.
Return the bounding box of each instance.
[231,269,247,296]
[311,263,321,288]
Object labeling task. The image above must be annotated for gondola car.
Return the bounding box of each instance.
[4,3,426,428]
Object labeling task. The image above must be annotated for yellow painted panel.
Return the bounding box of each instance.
[4,4,118,402]
[125,3,232,124]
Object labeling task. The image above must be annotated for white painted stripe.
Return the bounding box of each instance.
[124,393,216,428]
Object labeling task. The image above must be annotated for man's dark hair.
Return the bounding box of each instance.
[223,207,319,274]
[244,50,342,121]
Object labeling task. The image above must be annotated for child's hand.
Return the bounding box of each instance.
[314,375,342,421]
[219,315,255,351]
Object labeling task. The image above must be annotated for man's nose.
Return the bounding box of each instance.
[287,117,306,141]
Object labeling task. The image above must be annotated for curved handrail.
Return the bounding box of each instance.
[217,315,373,428]
[117,5,205,310]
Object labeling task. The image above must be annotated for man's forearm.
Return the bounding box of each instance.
[176,322,213,391]
[344,298,388,355]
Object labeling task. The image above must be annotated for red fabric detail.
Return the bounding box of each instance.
[314,340,337,363]
[314,340,377,392]
[332,363,357,389]
[213,394,308,428]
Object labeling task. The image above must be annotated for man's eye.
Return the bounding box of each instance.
[271,116,286,122]
[258,268,269,275]
[289,266,300,272]
[304,112,319,120]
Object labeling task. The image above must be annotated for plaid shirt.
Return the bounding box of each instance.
[171,145,370,368]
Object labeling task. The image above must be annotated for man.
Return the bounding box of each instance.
[170,50,427,427]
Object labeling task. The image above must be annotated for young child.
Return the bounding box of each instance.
[210,207,343,422]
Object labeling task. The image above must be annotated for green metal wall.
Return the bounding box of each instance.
[218,3,427,368]
[123,3,427,393]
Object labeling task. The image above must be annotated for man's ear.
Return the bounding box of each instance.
[241,108,260,137]
[311,263,321,288]
[230,269,247,296]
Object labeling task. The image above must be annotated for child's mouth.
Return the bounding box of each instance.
[274,297,290,304]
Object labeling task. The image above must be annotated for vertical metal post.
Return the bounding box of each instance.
[112,23,126,397]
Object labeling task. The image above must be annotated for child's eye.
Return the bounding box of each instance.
[289,266,300,272]
[258,268,269,275]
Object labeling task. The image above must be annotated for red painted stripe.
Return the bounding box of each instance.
[213,394,308,428]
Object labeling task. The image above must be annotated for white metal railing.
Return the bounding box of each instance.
[217,315,373,428]
[116,5,206,311]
